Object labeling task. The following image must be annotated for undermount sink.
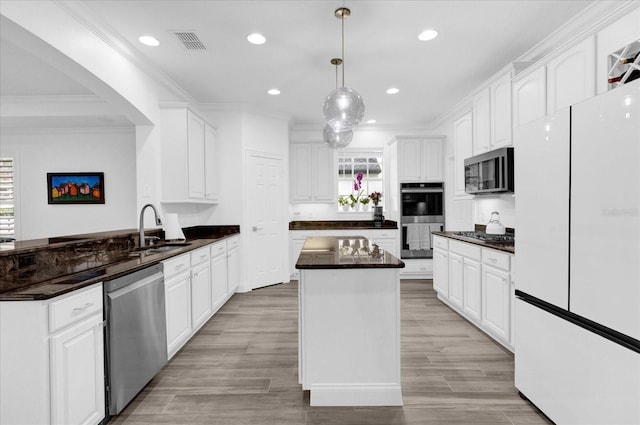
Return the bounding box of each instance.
[130,242,191,256]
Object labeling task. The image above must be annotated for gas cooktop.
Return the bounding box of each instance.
[454,231,515,244]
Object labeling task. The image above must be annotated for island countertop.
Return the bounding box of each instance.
[295,236,404,269]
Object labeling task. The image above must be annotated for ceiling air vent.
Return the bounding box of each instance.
[172,31,206,50]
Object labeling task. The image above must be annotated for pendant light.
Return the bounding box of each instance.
[323,7,365,135]
[324,57,354,149]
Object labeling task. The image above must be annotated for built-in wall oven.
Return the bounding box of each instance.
[400,182,445,259]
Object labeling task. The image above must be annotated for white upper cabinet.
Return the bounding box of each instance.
[290,143,334,203]
[396,137,443,182]
[204,124,219,202]
[513,66,547,128]
[490,71,513,148]
[547,36,596,114]
[472,88,491,154]
[187,112,205,199]
[453,112,473,197]
[474,68,513,154]
[161,107,219,204]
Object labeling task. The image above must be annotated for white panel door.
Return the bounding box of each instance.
[473,88,491,154]
[398,139,422,181]
[490,71,512,148]
[514,108,570,309]
[433,248,448,296]
[513,66,546,127]
[463,258,482,322]
[187,111,205,199]
[482,266,510,341]
[547,36,595,114]
[570,80,640,340]
[204,124,219,201]
[50,314,104,425]
[191,261,212,331]
[448,253,464,308]
[211,245,228,311]
[453,112,473,197]
[248,154,285,289]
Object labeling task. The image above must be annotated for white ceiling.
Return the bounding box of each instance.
[0,0,595,129]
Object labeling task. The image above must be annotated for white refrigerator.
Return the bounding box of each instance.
[514,79,640,424]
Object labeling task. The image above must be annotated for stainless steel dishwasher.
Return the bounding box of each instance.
[104,263,167,416]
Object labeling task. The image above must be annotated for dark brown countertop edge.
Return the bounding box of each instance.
[0,226,240,301]
[296,262,405,270]
[294,236,405,269]
[433,231,515,254]
[289,220,398,230]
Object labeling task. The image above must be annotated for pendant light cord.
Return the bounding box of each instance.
[341,13,345,88]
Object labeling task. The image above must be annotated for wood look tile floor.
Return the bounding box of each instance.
[109,280,551,425]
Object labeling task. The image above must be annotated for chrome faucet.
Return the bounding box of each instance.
[139,203,162,248]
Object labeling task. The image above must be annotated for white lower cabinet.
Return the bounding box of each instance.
[190,247,212,333]
[432,247,449,295]
[227,236,241,293]
[211,240,229,312]
[462,258,482,322]
[482,265,511,341]
[432,236,514,351]
[163,253,193,359]
[0,283,105,425]
[448,253,464,308]
[50,313,105,425]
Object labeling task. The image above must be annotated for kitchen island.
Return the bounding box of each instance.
[296,235,405,406]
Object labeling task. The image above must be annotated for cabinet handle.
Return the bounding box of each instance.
[200,254,208,261]
[72,302,93,314]
[175,264,185,271]
[489,258,497,264]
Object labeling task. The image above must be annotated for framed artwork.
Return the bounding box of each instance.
[47,172,105,204]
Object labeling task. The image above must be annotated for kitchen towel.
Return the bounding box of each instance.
[406,223,421,250]
[407,223,431,250]
[164,213,186,241]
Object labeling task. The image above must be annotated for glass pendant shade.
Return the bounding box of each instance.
[323,124,353,149]
[323,87,365,132]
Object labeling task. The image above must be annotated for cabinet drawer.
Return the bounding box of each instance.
[163,253,190,278]
[433,236,449,250]
[482,248,511,271]
[449,240,481,260]
[49,283,103,333]
[210,241,226,258]
[370,230,397,240]
[190,246,210,266]
[227,236,240,250]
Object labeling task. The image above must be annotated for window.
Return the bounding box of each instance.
[0,157,15,238]
[337,151,383,207]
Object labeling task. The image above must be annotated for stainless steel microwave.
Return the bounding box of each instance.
[464,147,514,194]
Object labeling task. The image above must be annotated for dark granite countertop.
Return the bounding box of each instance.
[296,236,404,269]
[433,231,515,254]
[289,220,398,230]
[0,226,240,301]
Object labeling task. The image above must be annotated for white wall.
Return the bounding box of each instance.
[0,128,137,240]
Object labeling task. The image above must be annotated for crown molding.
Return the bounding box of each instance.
[0,125,134,135]
[56,0,196,104]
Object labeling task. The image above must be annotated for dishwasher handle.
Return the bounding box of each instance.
[106,271,164,300]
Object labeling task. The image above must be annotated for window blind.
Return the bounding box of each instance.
[0,158,15,237]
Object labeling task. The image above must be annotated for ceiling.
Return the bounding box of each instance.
[1,0,595,129]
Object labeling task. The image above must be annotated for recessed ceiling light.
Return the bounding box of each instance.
[138,35,160,47]
[366,119,377,124]
[418,29,438,41]
[386,88,400,95]
[247,33,266,45]
[267,89,281,95]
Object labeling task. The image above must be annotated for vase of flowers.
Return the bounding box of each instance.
[370,192,384,225]
[352,172,365,210]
